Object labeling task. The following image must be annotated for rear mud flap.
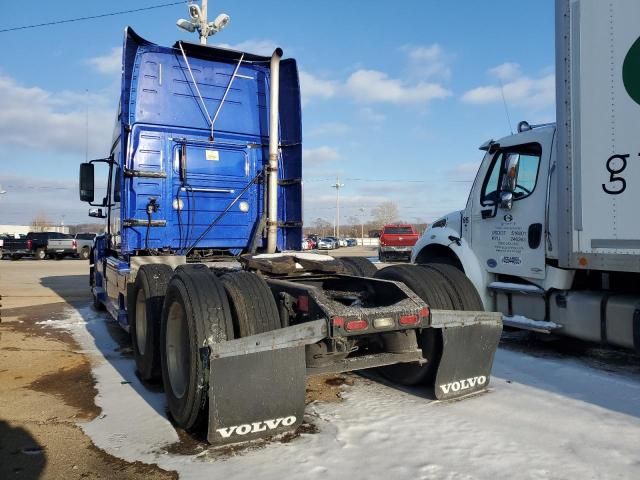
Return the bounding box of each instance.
[430,311,503,400]
[207,346,306,445]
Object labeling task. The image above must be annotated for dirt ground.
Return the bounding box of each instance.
[0,259,178,479]
[0,257,355,479]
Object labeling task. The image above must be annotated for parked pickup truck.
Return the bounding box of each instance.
[74,233,96,260]
[378,224,419,262]
[2,235,31,260]
[41,232,77,259]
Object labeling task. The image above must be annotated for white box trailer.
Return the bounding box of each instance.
[556,0,640,272]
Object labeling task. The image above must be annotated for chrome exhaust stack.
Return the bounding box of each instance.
[266,47,283,253]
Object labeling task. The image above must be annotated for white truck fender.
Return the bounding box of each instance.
[412,227,492,309]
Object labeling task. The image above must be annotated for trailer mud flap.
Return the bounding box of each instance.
[430,311,503,401]
[207,346,306,445]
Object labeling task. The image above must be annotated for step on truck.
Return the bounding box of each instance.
[412,0,640,351]
[78,27,502,446]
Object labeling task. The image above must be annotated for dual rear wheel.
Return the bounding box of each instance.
[131,264,281,431]
[373,263,483,386]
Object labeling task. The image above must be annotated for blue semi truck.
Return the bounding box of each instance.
[79,28,502,445]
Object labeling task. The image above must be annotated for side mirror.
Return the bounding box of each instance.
[79,163,95,202]
[500,191,513,210]
[500,152,520,193]
[89,208,107,219]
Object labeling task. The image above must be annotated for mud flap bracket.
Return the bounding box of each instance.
[429,310,503,401]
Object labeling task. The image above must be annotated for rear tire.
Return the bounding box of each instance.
[35,248,46,260]
[160,265,234,432]
[220,271,280,337]
[11,254,22,261]
[338,256,378,277]
[373,265,453,385]
[80,247,90,261]
[130,264,174,382]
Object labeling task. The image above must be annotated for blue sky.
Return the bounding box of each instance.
[0,0,556,226]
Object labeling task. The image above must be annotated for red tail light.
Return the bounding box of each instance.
[419,307,430,318]
[345,319,368,331]
[27,239,32,249]
[297,295,309,312]
[399,314,419,326]
[332,317,344,328]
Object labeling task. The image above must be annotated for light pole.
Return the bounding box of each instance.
[176,1,230,45]
[359,207,365,246]
[331,177,344,237]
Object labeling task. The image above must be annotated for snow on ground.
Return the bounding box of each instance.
[48,306,640,480]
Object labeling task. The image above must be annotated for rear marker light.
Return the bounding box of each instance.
[373,317,394,329]
[345,319,368,332]
[419,307,430,318]
[399,314,419,326]
[297,295,309,313]
[332,317,344,328]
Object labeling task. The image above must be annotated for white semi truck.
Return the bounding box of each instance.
[412,0,640,350]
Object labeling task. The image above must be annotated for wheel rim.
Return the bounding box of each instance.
[135,289,147,356]
[166,301,189,399]
[38,250,45,259]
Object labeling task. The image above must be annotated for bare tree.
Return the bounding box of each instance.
[346,215,360,237]
[371,201,400,228]
[312,217,333,237]
[30,213,53,232]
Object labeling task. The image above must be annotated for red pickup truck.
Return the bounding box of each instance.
[378,224,419,262]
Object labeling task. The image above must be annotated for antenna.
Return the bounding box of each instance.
[498,79,513,134]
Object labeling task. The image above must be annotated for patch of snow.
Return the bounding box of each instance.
[45,306,640,479]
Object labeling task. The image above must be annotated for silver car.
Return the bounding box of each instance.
[317,237,337,249]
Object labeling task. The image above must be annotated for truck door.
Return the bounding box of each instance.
[469,130,553,282]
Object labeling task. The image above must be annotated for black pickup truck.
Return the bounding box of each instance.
[2,235,30,260]
[1,232,74,260]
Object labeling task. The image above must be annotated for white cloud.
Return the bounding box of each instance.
[462,64,555,110]
[0,74,114,155]
[216,39,280,57]
[345,69,451,104]
[299,71,340,103]
[489,62,522,81]
[303,146,339,165]
[358,107,386,123]
[404,44,452,80]
[87,47,122,75]
[0,174,103,225]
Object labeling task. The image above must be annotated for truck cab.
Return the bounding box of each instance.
[413,123,564,309]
